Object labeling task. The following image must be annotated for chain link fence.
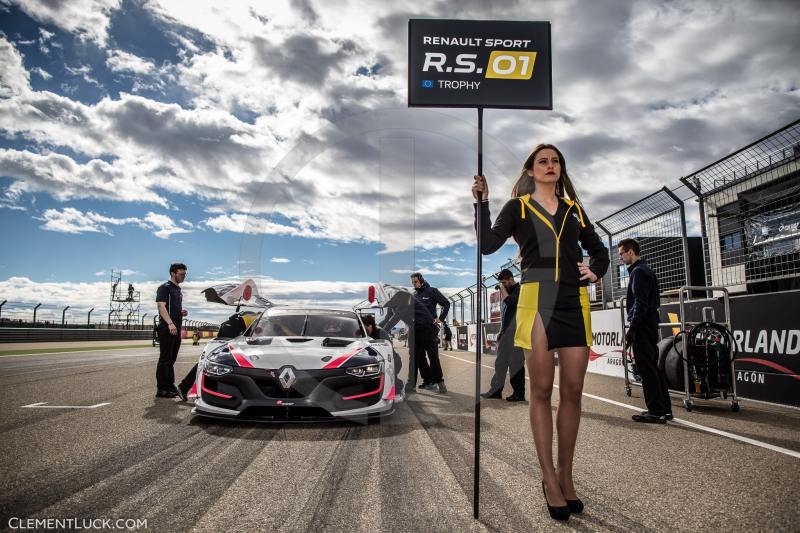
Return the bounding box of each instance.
[682,119,800,293]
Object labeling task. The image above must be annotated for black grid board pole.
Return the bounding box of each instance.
[473,106,484,520]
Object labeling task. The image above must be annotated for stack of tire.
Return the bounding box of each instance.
[657,337,684,391]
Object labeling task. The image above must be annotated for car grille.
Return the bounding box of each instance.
[239,406,334,421]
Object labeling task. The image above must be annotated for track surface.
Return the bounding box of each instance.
[1,343,798,532]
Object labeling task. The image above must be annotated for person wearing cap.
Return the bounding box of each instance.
[482,269,526,401]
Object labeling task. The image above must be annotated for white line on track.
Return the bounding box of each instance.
[440,352,800,460]
[22,402,110,409]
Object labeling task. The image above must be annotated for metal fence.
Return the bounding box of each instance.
[681,119,800,292]
[0,300,218,331]
[597,186,691,302]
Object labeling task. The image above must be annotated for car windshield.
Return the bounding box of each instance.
[251,310,364,338]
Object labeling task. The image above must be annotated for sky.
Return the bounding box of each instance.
[0,0,798,324]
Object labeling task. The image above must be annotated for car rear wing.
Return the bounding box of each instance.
[201,278,274,309]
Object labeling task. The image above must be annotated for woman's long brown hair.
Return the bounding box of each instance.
[510,143,580,204]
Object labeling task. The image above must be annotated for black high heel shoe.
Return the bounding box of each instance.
[565,496,584,514]
[541,481,571,520]
[558,481,584,514]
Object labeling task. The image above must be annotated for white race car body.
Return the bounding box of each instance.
[192,306,401,422]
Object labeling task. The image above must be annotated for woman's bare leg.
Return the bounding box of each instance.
[524,313,566,506]
[554,346,589,500]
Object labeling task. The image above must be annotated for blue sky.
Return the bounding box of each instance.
[0,0,798,322]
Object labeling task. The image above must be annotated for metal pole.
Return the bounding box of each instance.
[61,305,70,327]
[33,303,42,325]
[473,105,484,519]
[87,307,94,326]
[108,310,114,328]
[0,299,6,322]
[126,311,133,329]
[141,313,148,328]
[663,186,692,288]
[482,277,489,324]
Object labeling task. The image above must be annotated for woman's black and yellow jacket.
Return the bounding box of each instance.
[475,194,610,286]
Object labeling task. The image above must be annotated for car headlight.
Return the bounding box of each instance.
[204,362,233,376]
[346,363,382,377]
[207,345,237,366]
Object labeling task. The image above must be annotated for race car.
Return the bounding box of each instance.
[191,281,402,422]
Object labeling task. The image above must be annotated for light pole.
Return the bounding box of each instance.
[62,305,70,326]
[126,311,133,329]
[0,300,6,323]
[33,303,42,326]
[141,313,148,328]
[87,307,95,326]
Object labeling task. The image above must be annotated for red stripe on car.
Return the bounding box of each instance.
[229,343,253,368]
[342,374,384,400]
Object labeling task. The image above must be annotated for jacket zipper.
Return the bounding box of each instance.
[521,196,574,282]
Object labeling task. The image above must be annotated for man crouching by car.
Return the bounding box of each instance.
[362,314,404,393]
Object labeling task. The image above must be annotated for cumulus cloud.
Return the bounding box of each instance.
[1,0,799,266]
[38,207,143,234]
[36,207,192,239]
[0,37,30,97]
[142,212,192,239]
[105,50,157,75]
[7,0,122,46]
[0,275,385,323]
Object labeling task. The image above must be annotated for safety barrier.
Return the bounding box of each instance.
[0,327,152,343]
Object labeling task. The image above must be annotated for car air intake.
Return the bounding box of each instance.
[239,406,334,421]
[322,337,354,347]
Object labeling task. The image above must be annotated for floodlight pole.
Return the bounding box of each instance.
[473,105,484,519]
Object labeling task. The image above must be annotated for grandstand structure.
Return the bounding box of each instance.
[681,119,800,293]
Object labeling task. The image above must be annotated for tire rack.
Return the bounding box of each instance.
[620,285,740,412]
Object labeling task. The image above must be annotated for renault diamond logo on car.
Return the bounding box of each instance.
[278,367,296,390]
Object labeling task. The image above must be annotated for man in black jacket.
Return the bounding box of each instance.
[411,273,449,393]
[481,269,526,401]
[155,263,188,398]
[619,239,672,423]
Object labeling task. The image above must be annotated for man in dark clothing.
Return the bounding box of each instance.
[411,273,449,393]
[442,322,453,351]
[481,269,526,401]
[411,273,451,326]
[619,239,672,423]
[155,263,188,398]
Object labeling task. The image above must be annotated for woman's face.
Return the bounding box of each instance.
[527,148,561,186]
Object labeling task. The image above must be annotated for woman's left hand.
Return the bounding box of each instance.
[577,262,598,282]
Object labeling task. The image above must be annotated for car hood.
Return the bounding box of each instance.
[220,336,379,370]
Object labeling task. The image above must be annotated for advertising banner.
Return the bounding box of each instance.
[482,321,501,356]
[489,290,501,322]
[408,19,552,109]
[467,324,477,352]
[456,325,469,351]
[587,309,626,378]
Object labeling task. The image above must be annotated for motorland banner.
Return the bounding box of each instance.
[587,309,626,378]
